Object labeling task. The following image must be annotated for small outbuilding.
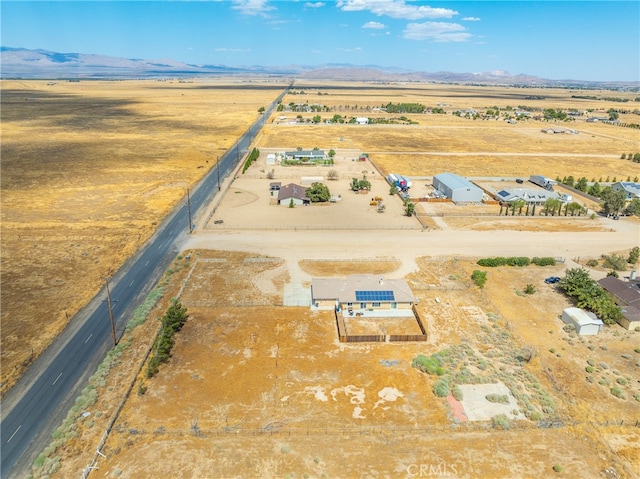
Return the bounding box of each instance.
[433,172,483,203]
[561,307,603,335]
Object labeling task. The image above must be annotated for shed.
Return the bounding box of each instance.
[266,154,277,165]
[561,307,603,335]
[433,172,483,203]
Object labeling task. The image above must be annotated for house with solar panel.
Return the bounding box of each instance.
[311,275,415,316]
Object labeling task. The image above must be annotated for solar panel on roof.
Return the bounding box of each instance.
[355,290,395,301]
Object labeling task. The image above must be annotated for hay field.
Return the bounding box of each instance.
[0,79,287,393]
[262,82,639,178]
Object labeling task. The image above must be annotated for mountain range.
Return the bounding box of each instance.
[2,47,637,89]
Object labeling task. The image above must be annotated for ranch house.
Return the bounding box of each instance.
[277,183,309,206]
[311,275,415,314]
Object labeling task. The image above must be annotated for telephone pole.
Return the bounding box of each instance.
[105,278,117,346]
[187,188,193,233]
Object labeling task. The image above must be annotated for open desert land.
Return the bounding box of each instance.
[3,80,640,478]
[0,78,289,393]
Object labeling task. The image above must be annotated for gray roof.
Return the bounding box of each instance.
[434,172,479,191]
[496,188,559,203]
[612,182,640,198]
[285,150,325,157]
[597,277,640,306]
[277,183,308,201]
[311,275,414,304]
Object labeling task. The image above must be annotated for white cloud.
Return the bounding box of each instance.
[463,16,481,21]
[403,22,471,42]
[305,2,325,8]
[336,46,363,52]
[214,47,251,52]
[232,0,275,16]
[339,0,457,20]
[362,21,387,29]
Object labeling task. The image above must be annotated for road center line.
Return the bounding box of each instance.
[85,333,93,344]
[7,425,21,443]
[144,260,149,266]
[129,280,134,287]
[52,372,63,386]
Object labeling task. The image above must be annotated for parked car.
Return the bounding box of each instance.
[544,276,561,284]
[516,178,524,184]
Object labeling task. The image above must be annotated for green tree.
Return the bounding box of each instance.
[624,198,640,216]
[258,106,265,114]
[628,246,640,264]
[575,177,588,192]
[588,182,602,197]
[312,115,321,123]
[600,188,626,216]
[389,184,398,195]
[404,199,415,216]
[306,182,331,202]
[608,108,619,121]
[328,149,336,158]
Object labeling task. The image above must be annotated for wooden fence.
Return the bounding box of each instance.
[334,308,428,343]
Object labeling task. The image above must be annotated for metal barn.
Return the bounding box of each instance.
[433,172,483,203]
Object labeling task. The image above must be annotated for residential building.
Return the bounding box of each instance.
[311,275,415,314]
[597,276,640,330]
[611,182,640,199]
[277,183,309,206]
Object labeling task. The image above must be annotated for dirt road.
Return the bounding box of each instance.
[184,218,639,283]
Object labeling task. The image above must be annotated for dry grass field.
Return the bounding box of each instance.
[0,79,287,393]
[49,251,639,479]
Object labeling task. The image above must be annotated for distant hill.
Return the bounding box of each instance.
[2,47,637,89]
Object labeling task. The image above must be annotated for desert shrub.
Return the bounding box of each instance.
[433,378,450,397]
[602,253,628,271]
[452,385,464,401]
[471,270,487,288]
[610,387,625,399]
[634,348,640,354]
[411,354,443,375]
[477,257,530,267]
[280,444,291,454]
[553,464,563,473]
[486,394,510,404]
[524,284,536,295]
[492,414,511,430]
[531,257,556,266]
[585,366,594,373]
[616,377,627,386]
[585,259,599,267]
[628,246,640,264]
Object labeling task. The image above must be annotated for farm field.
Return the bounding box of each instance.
[0,78,288,393]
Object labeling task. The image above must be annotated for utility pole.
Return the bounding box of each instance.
[187,188,193,233]
[217,156,221,191]
[105,278,117,346]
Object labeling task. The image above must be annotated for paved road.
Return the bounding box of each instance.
[0,84,290,478]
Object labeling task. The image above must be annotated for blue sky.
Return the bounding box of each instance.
[2,1,638,81]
